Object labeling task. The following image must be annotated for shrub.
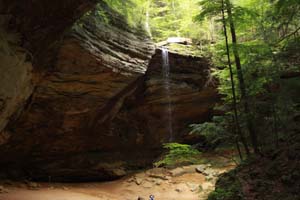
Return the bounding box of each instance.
[208,170,243,200]
[154,143,200,167]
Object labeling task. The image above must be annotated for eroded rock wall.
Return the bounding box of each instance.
[0,18,34,146]
[0,1,218,181]
[142,49,219,143]
[0,4,156,181]
[0,0,97,68]
[109,49,219,150]
[0,0,99,143]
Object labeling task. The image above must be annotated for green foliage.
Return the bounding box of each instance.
[193,0,300,155]
[190,115,238,151]
[79,0,299,158]
[208,188,240,200]
[166,43,207,57]
[84,7,110,24]
[78,0,149,33]
[195,0,222,22]
[149,0,215,42]
[208,170,243,200]
[104,0,149,30]
[190,118,226,147]
[182,0,300,198]
[154,143,200,167]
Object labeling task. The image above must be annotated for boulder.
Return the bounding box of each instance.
[0,185,8,193]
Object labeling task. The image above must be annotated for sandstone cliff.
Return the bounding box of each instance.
[0,1,218,181]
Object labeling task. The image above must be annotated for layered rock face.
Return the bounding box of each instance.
[0,0,97,68]
[99,49,219,162]
[140,49,218,144]
[0,2,218,181]
[0,29,33,146]
[0,5,155,181]
[0,0,98,148]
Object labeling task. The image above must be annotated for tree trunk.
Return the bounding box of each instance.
[225,0,260,155]
[221,0,250,156]
[272,104,279,148]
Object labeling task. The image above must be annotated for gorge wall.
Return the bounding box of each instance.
[0,0,98,150]
[0,1,218,181]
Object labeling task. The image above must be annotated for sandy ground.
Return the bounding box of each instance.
[0,154,235,200]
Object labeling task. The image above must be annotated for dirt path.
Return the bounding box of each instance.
[0,155,235,200]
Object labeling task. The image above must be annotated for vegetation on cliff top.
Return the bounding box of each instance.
[90,0,216,42]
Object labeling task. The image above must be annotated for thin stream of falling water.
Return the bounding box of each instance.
[162,47,173,142]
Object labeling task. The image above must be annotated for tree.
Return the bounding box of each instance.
[148,0,208,42]
[221,0,250,157]
[225,0,260,155]
[196,0,251,157]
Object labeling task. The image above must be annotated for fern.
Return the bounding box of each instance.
[154,143,200,167]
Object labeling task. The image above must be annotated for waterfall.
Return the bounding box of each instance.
[162,47,173,142]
